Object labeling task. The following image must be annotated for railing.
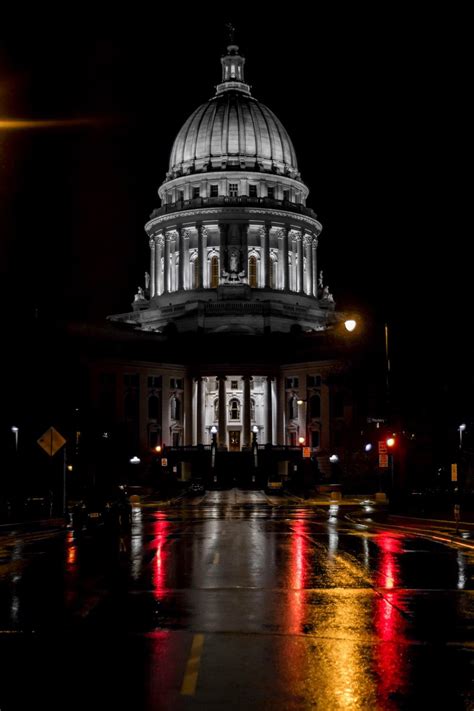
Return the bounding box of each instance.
[149,196,318,220]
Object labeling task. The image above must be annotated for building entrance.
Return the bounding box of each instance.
[229,431,241,451]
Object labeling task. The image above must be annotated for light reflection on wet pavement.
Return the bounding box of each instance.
[0,489,473,709]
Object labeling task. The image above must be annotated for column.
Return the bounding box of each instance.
[156,235,163,296]
[281,227,289,291]
[183,230,190,289]
[149,237,156,297]
[260,225,271,288]
[195,376,203,444]
[312,236,318,297]
[304,234,312,295]
[178,227,185,291]
[243,375,252,448]
[276,374,284,445]
[164,232,171,294]
[266,375,273,445]
[218,375,227,447]
[183,375,192,445]
[320,381,330,450]
[297,233,303,294]
[265,223,272,288]
[197,224,207,289]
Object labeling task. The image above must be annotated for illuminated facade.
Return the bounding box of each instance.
[103,44,356,470]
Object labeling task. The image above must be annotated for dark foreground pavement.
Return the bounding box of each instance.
[0,489,473,710]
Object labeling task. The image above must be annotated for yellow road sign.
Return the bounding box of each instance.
[37,427,66,457]
[451,463,458,482]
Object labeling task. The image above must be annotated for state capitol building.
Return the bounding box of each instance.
[82,42,366,484]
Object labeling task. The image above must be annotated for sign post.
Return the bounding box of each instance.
[37,427,67,517]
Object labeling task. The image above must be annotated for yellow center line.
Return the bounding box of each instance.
[180,633,205,696]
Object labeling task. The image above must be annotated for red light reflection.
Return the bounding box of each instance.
[152,516,171,598]
[373,533,408,702]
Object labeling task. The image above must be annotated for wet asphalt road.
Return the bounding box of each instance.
[0,489,473,710]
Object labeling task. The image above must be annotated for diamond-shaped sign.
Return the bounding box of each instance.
[37,427,66,457]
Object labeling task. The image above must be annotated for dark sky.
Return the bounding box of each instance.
[0,9,471,405]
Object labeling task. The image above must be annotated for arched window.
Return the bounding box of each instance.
[309,394,321,419]
[148,395,160,420]
[210,256,219,288]
[249,255,257,288]
[288,396,298,421]
[124,392,138,420]
[229,398,240,421]
[170,396,181,421]
[214,398,219,421]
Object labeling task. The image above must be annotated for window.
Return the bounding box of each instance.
[124,392,139,420]
[311,430,320,448]
[192,187,200,199]
[267,186,275,199]
[249,185,257,198]
[124,374,139,387]
[249,255,257,288]
[166,194,172,204]
[172,431,181,447]
[170,378,183,389]
[149,429,160,449]
[288,395,298,420]
[231,380,239,390]
[210,184,219,197]
[99,372,116,387]
[210,256,219,288]
[171,395,181,421]
[309,394,321,419]
[148,395,160,420]
[250,398,256,421]
[229,183,238,197]
[178,190,184,202]
[307,375,321,387]
[214,399,219,421]
[229,398,240,420]
[285,377,299,389]
[148,375,162,388]
[283,189,289,201]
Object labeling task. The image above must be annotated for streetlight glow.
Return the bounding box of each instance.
[365,443,372,452]
[130,456,140,464]
[344,319,357,332]
[329,454,339,463]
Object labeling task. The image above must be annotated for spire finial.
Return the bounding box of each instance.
[225,22,236,45]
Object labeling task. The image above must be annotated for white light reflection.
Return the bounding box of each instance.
[131,506,144,580]
[457,550,466,589]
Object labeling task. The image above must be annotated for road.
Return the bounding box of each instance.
[0,489,473,710]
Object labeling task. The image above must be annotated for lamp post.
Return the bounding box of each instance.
[252,425,258,481]
[11,426,18,452]
[210,425,217,476]
[458,423,466,449]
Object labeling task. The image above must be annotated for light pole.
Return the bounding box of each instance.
[458,423,466,449]
[210,425,217,476]
[11,426,18,452]
[252,425,258,480]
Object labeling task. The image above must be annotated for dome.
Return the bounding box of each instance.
[167,46,299,180]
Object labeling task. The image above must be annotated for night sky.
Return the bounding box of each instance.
[0,10,471,420]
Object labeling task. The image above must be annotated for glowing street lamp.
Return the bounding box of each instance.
[344,319,357,332]
[458,423,466,449]
[11,426,19,452]
[130,456,140,464]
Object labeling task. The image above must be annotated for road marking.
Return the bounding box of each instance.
[180,633,204,696]
[213,552,220,565]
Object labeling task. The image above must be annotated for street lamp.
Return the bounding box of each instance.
[458,423,466,449]
[11,426,18,452]
[344,319,357,332]
[210,426,218,473]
